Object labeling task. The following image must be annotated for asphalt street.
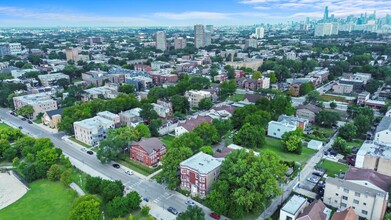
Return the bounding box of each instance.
[0,108,217,220]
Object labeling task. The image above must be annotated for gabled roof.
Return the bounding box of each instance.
[297,200,328,220]
[178,115,212,132]
[331,207,358,220]
[131,137,165,155]
[45,108,64,118]
[296,104,321,114]
[376,116,391,133]
[344,166,391,191]
[244,94,261,103]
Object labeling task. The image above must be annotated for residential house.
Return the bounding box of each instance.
[38,73,70,87]
[175,115,213,137]
[184,90,212,108]
[97,111,120,127]
[41,108,63,129]
[296,104,322,123]
[130,137,166,167]
[267,120,297,139]
[152,103,171,118]
[13,93,58,118]
[82,84,119,102]
[180,152,222,198]
[374,116,391,146]
[296,200,331,220]
[278,115,309,130]
[243,93,262,103]
[307,68,330,84]
[119,108,142,127]
[157,98,173,114]
[355,141,391,176]
[331,207,358,220]
[323,167,391,220]
[308,140,323,150]
[357,92,370,105]
[290,83,302,96]
[74,116,115,146]
[279,195,308,220]
[385,107,391,117]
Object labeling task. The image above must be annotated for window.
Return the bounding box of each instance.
[343,188,349,193]
[353,199,359,204]
[335,193,339,196]
[340,203,347,208]
[362,210,368,215]
[355,192,360,197]
[342,196,348,200]
[363,202,366,206]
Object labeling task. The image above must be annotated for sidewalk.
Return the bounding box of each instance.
[142,201,176,220]
[146,168,162,180]
[34,122,58,134]
[70,182,85,196]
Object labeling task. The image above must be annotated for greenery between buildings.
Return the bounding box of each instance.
[316,159,349,177]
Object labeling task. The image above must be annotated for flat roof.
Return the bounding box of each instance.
[74,116,113,129]
[281,195,307,215]
[180,152,222,175]
[357,141,391,160]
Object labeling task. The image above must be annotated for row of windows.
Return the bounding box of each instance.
[340,203,368,215]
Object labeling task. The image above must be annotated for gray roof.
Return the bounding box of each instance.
[278,114,309,124]
[326,177,387,198]
[180,152,222,175]
[131,137,165,155]
[357,141,391,160]
[344,167,391,192]
[281,195,307,215]
[46,108,64,118]
[376,116,391,133]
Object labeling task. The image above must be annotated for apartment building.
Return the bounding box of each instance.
[180,152,222,198]
[296,104,322,123]
[355,141,391,176]
[13,93,58,118]
[97,111,120,127]
[324,167,391,220]
[38,73,70,87]
[73,116,114,146]
[374,116,391,146]
[81,84,119,102]
[130,137,166,167]
[65,47,79,62]
[184,90,211,108]
[119,108,142,127]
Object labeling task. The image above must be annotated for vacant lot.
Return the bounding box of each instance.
[0,179,77,220]
[317,159,349,177]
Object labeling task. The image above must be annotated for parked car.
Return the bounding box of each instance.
[18,126,23,129]
[167,207,179,215]
[307,177,318,184]
[112,164,120,169]
[27,120,33,124]
[125,170,133,175]
[312,172,323,177]
[80,148,87,152]
[86,150,94,155]
[210,213,221,219]
[143,197,149,202]
[185,200,195,206]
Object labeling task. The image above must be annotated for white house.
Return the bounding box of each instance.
[279,195,308,220]
[267,120,297,139]
[385,107,391,117]
[374,117,391,146]
[152,103,171,118]
[307,140,323,150]
[174,115,212,137]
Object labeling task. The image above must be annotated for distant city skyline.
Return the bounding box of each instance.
[0,0,390,27]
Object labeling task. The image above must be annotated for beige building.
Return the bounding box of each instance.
[38,73,70,87]
[332,83,354,94]
[184,90,211,108]
[65,48,79,62]
[97,111,120,127]
[296,104,322,123]
[355,141,391,176]
[13,93,58,118]
[41,108,63,129]
[73,116,114,146]
[119,108,142,127]
[324,167,390,220]
[174,37,187,50]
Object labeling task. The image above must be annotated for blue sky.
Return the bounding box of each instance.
[0,0,390,27]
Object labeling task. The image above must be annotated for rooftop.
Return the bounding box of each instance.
[131,137,165,155]
[74,116,114,129]
[297,200,330,220]
[375,116,391,133]
[344,166,391,191]
[180,152,222,175]
[357,140,391,160]
[281,195,307,215]
[331,207,358,220]
[278,114,309,124]
[97,111,119,120]
[14,93,55,105]
[120,108,142,117]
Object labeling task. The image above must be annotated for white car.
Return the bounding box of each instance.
[125,170,133,175]
[185,200,195,206]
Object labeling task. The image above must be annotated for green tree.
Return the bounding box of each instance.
[212,119,232,137]
[36,147,60,166]
[140,103,159,122]
[56,78,70,89]
[354,115,371,134]
[330,102,337,109]
[220,80,237,100]
[305,91,323,107]
[365,79,381,94]
[149,119,163,137]
[118,84,135,94]
[234,123,265,148]
[193,123,220,145]
[177,205,205,220]
[332,137,349,155]
[47,164,62,181]
[16,105,34,119]
[244,111,271,128]
[207,150,287,218]
[85,176,103,194]
[282,129,303,154]
[251,71,262,79]
[300,82,315,96]
[100,180,124,202]
[61,169,72,186]
[198,98,213,110]
[171,95,190,114]
[0,139,11,158]
[269,72,277,83]
[338,123,357,141]
[135,124,151,138]
[316,110,340,127]
[69,195,103,220]
[200,146,214,155]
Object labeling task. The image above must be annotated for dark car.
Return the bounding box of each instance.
[167,207,179,215]
[143,197,149,202]
[27,120,33,124]
[210,213,221,219]
[312,172,323,177]
[112,164,120,169]
[86,150,94,155]
[21,117,27,121]
[18,126,23,129]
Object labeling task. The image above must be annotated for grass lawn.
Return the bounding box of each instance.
[69,137,92,149]
[118,154,160,176]
[0,179,77,220]
[316,159,349,178]
[320,94,346,102]
[70,168,89,192]
[346,139,364,148]
[33,118,42,124]
[0,123,11,129]
[258,137,316,164]
[160,135,175,148]
[228,93,245,102]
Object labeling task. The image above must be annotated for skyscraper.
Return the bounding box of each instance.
[174,37,187,50]
[65,48,79,62]
[155,31,167,51]
[204,31,212,47]
[255,27,264,39]
[194,24,205,48]
[323,6,329,20]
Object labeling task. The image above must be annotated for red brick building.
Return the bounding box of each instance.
[130,137,166,167]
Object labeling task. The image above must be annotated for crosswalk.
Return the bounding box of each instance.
[153,192,173,203]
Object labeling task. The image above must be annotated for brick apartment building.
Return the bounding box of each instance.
[130,137,166,167]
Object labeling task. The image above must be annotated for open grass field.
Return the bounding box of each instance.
[227,93,245,102]
[346,139,364,148]
[0,123,11,129]
[160,135,175,148]
[0,179,77,220]
[258,137,316,164]
[317,159,349,177]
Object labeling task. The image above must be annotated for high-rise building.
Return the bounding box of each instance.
[245,38,257,49]
[314,23,336,36]
[205,25,213,33]
[0,43,11,57]
[255,27,264,39]
[155,31,167,51]
[194,24,205,48]
[88,37,103,45]
[323,6,329,20]
[174,37,187,50]
[204,31,212,47]
[65,48,79,62]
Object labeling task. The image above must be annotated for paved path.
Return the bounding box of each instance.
[70,182,85,196]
